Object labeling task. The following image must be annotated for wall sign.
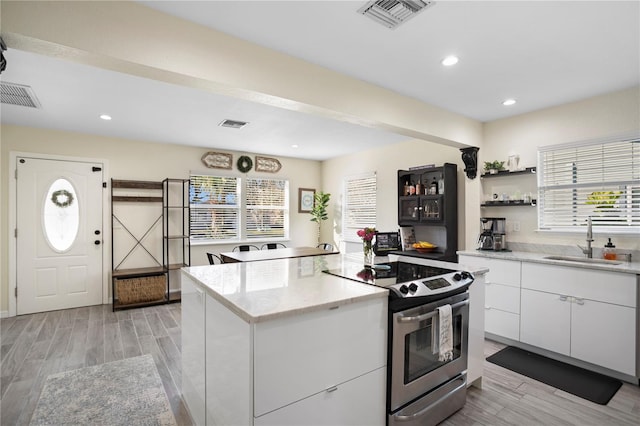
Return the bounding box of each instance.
[202,152,232,169]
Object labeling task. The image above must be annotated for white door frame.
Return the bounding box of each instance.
[9,151,110,317]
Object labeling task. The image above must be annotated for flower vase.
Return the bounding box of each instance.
[363,242,373,267]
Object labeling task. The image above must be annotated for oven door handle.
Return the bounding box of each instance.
[397,299,469,323]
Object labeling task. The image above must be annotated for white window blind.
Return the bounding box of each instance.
[343,172,377,241]
[246,178,288,239]
[190,174,289,242]
[538,135,640,232]
[190,175,240,241]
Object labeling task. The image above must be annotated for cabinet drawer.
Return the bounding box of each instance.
[459,256,520,287]
[485,308,520,341]
[521,263,636,307]
[254,298,387,417]
[254,366,386,426]
[486,282,520,313]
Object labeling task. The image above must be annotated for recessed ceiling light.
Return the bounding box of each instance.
[99,114,112,120]
[291,144,299,149]
[441,56,459,66]
[502,99,517,106]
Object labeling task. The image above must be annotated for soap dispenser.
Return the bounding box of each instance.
[603,238,617,260]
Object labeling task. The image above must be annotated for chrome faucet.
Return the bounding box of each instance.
[577,216,594,258]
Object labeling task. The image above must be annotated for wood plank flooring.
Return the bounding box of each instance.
[2,305,639,425]
[0,303,192,426]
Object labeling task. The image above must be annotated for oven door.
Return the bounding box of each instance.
[390,292,469,412]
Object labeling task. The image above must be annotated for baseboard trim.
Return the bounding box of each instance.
[1,310,10,318]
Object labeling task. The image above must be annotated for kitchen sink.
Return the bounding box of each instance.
[543,255,622,265]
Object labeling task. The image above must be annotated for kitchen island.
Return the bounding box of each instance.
[181,253,486,425]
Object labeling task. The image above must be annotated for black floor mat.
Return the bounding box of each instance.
[486,346,622,405]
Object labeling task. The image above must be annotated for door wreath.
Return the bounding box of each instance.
[237,155,253,173]
[51,189,74,208]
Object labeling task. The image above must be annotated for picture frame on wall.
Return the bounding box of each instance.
[298,188,315,213]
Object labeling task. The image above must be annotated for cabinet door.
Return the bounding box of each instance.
[419,196,444,223]
[398,197,420,223]
[571,299,636,376]
[254,298,387,417]
[520,289,571,355]
[180,274,206,426]
[254,367,386,426]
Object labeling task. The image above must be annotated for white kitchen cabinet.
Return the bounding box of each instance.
[520,288,571,355]
[571,297,636,376]
[458,255,521,340]
[254,367,386,426]
[520,262,637,375]
[181,274,206,426]
[254,298,386,417]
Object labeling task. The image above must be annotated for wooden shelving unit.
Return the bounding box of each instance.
[111,179,167,311]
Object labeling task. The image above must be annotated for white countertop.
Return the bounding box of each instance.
[182,254,389,323]
[458,250,640,275]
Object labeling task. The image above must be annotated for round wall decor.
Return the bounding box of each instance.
[237,155,253,173]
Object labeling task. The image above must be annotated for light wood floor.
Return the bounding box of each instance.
[2,304,639,425]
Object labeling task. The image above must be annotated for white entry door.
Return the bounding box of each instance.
[16,157,104,315]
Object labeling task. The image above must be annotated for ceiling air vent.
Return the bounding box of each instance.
[0,82,41,108]
[358,0,435,29]
[219,119,248,129]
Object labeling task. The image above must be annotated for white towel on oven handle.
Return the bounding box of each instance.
[436,304,453,362]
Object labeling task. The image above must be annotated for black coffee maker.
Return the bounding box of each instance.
[478,217,506,251]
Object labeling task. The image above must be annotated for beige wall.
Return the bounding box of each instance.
[0,124,322,312]
[482,86,640,251]
[321,138,473,252]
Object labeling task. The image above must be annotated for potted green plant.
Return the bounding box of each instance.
[309,191,331,245]
[484,160,505,174]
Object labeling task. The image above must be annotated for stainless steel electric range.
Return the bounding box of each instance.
[324,261,474,426]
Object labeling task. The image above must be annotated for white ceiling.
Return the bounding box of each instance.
[2,1,639,161]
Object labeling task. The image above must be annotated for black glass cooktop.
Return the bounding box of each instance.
[323,261,457,289]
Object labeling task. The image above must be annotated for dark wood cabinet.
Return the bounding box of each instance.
[396,163,458,262]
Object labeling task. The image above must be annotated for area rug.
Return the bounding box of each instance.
[30,354,176,425]
[487,346,622,405]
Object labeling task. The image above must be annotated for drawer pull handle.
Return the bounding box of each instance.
[559,295,568,302]
[326,386,338,393]
[329,306,339,310]
[574,297,585,305]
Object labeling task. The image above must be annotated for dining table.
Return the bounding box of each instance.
[220,246,337,263]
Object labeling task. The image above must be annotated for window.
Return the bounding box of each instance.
[246,178,288,239]
[538,134,640,233]
[343,172,377,241]
[190,174,289,243]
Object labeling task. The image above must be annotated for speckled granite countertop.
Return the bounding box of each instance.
[458,250,640,275]
[181,254,389,323]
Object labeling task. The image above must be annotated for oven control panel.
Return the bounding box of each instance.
[391,271,474,298]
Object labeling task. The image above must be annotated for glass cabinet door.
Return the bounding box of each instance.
[399,197,420,222]
[420,197,443,222]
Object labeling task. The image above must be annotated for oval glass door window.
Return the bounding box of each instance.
[43,178,80,252]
